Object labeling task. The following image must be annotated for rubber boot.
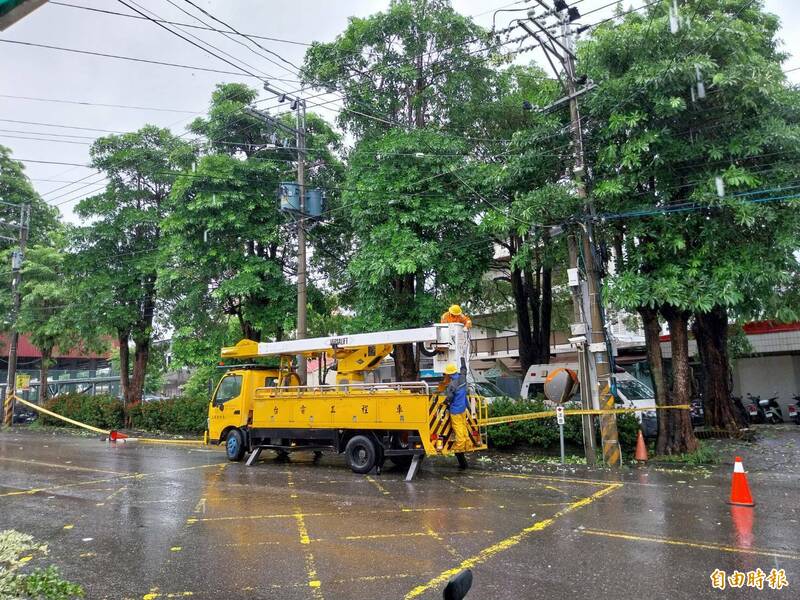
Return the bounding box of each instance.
[456,453,468,470]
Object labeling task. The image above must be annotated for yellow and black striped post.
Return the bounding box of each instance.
[3,392,14,427]
[598,385,621,467]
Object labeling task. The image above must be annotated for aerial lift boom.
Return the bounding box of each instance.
[221,323,468,384]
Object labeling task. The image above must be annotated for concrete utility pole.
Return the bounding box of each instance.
[248,84,309,383]
[519,0,620,466]
[2,202,30,427]
[295,98,308,383]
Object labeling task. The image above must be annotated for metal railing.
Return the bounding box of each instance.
[255,380,430,397]
[0,367,119,383]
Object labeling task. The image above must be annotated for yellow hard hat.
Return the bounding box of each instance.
[449,304,462,316]
[444,363,458,375]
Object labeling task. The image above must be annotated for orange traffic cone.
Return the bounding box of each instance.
[634,430,648,462]
[728,456,755,507]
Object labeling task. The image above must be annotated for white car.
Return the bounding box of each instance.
[520,363,658,437]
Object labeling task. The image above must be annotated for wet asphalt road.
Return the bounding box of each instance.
[0,429,798,600]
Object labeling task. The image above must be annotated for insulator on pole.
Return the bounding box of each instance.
[669,0,680,34]
[695,65,706,99]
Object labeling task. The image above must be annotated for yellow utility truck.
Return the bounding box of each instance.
[206,323,487,479]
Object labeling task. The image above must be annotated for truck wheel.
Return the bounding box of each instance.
[345,435,377,474]
[389,455,413,469]
[225,429,246,462]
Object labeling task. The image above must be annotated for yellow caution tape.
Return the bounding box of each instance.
[14,396,205,445]
[15,396,110,435]
[134,437,207,446]
[480,404,691,427]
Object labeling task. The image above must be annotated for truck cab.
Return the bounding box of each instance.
[207,367,297,449]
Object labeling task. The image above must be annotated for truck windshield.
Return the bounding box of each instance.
[215,375,242,404]
[474,381,506,398]
[616,379,654,400]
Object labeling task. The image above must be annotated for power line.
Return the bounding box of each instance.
[0,119,125,134]
[0,93,200,113]
[0,38,299,81]
[178,0,301,75]
[48,1,311,46]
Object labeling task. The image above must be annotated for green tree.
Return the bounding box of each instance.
[583,0,800,449]
[160,83,342,366]
[302,0,501,378]
[71,126,193,410]
[339,129,491,379]
[470,65,578,373]
[16,246,84,403]
[0,145,59,251]
[302,0,498,137]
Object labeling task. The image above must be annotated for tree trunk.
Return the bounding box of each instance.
[639,307,668,455]
[118,331,130,407]
[693,307,743,431]
[511,263,535,374]
[393,274,418,381]
[661,306,699,455]
[39,346,52,405]
[130,338,150,405]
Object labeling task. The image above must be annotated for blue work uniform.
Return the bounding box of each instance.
[445,362,469,415]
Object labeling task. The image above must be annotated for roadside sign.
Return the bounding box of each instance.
[555,405,565,425]
[16,373,31,391]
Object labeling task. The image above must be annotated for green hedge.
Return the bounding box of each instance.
[42,394,124,430]
[129,395,208,434]
[41,393,208,434]
[487,397,640,453]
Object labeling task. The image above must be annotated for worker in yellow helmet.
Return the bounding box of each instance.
[444,359,470,469]
[441,304,472,329]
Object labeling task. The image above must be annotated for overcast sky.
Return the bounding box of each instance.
[2,0,798,222]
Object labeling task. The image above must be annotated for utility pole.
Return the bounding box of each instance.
[248,84,309,383]
[519,0,620,466]
[2,202,30,427]
[295,98,308,383]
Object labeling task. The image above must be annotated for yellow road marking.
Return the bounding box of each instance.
[404,483,621,599]
[95,485,128,506]
[0,463,221,498]
[63,524,74,530]
[287,470,324,600]
[443,476,476,492]
[469,470,622,487]
[0,457,130,476]
[425,524,462,560]
[170,546,182,552]
[543,484,567,494]
[581,528,800,561]
[187,505,481,524]
[366,476,390,496]
[338,529,493,542]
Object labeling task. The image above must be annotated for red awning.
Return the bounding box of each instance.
[0,334,112,359]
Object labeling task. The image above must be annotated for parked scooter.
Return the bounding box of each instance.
[787,395,800,425]
[759,395,784,424]
[690,397,705,427]
[745,393,765,424]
